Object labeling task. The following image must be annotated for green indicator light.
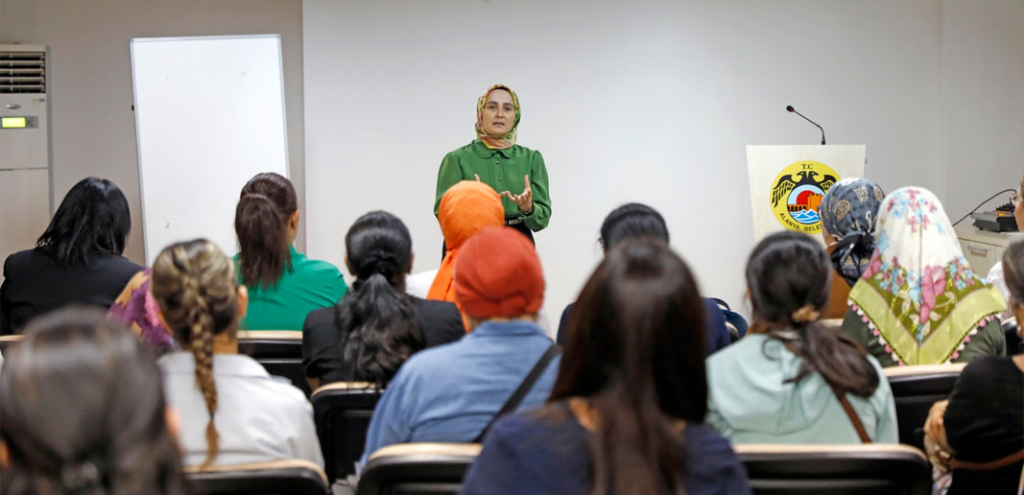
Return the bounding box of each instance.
[1,117,27,128]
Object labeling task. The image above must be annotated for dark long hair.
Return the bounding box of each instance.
[747,231,879,397]
[551,240,707,495]
[35,177,131,266]
[334,211,423,386]
[151,239,239,468]
[599,203,669,252]
[235,172,297,288]
[0,308,190,495]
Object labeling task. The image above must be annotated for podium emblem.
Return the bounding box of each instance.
[770,160,838,234]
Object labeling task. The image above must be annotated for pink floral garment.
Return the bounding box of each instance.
[849,187,1005,365]
[108,269,177,355]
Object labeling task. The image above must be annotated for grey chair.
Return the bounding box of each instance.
[185,459,330,495]
[236,330,309,396]
[356,443,480,495]
[883,363,966,451]
[736,444,932,495]
[311,381,383,483]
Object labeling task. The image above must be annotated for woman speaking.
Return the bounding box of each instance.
[434,84,551,244]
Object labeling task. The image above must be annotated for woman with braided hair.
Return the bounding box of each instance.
[705,231,898,444]
[152,239,323,468]
[302,211,464,390]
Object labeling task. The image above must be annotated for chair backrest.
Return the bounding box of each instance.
[185,459,330,495]
[736,444,931,495]
[236,330,309,396]
[356,443,480,495]
[311,381,383,482]
[0,334,23,355]
[884,363,966,451]
[357,442,931,495]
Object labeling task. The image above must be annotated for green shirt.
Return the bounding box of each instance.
[234,246,348,331]
[840,308,1005,367]
[434,139,551,232]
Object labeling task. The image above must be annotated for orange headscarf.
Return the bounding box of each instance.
[427,181,505,313]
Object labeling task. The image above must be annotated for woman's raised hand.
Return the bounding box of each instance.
[499,175,533,214]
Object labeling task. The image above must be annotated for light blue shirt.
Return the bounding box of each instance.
[706,333,898,444]
[360,320,558,469]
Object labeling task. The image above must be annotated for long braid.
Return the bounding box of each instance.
[184,275,219,468]
[152,240,239,469]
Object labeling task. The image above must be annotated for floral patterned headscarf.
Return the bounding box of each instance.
[820,178,885,287]
[475,84,520,150]
[848,187,1005,365]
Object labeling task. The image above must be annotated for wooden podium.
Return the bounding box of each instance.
[747,145,866,244]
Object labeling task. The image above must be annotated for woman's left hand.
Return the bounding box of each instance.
[500,175,533,214]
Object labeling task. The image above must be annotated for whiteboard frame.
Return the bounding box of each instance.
[129,34,290,264]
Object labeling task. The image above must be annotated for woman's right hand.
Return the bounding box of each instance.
[924,399,954,470]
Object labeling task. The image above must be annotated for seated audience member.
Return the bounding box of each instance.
[427,181,505,313]
[556,203,731,355]
[843,187,1006,366]
[985,175,1023,329]
[818,178,885,319]
[0,308,190,495]
[302,211,463,390]
[925,240,1024,495]
[109,268,177,355]
[707,231,897,444]
[234,172,347,330]
[1,177,142,335]
[460,240,751,495]
[361,227,557,467]
[152,239,323,468]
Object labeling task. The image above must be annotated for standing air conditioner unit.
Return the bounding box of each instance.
[0,44,53,280]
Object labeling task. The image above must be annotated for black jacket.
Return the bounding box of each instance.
[1,249,142,335]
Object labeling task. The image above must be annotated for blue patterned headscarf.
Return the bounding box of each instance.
[819,178,885,287]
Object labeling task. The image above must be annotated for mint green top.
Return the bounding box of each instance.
[234,246,347,331]
[706,334,898,444]
[435,139,551,232]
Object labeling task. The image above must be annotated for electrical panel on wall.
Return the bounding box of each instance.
[1,44,53,277]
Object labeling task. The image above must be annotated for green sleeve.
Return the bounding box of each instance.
[435,152,464,217]
[522,151,551,231]
[841,309,897,367]
[331,272,348,304]
[955,319,1006,362]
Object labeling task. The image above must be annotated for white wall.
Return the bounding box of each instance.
[940,0,1024,219]
[305,0,977,317]
[0,0,306,263]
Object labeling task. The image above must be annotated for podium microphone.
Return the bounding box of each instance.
[786,105,826,145]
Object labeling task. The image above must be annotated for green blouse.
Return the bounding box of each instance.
[840,308,1006,367]
[435,139,551,232]
[234,246,348,331]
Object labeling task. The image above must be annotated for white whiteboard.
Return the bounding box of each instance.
[131,34,289,265]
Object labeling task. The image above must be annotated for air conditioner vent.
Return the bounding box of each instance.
[0,51,46,94]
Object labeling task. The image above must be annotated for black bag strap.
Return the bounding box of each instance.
[474,343,560,443]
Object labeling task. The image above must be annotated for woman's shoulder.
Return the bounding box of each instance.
[414,297,460,317]
[2,248,41,274]
[707,334,772,368]
[488,404,587,452]
[289,251,344,281]
[511,144,543,159]
[684,423,740,458]
[961,354,1020,381]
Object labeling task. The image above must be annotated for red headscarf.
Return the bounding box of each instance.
[455,226,544,319]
